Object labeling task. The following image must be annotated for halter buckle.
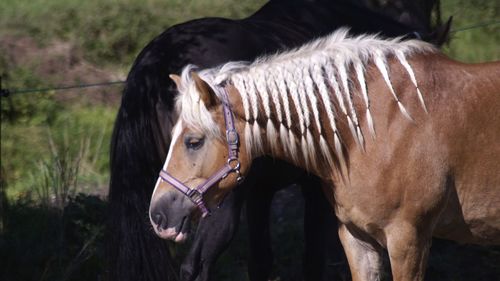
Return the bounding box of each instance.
[226,129,239,146]
[187,189,203,203]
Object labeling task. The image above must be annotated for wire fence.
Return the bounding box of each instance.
[0,19,498,99]
[0,77,125,97]
[449,19,500,34]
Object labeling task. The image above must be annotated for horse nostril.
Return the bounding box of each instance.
[154,213,162,224]
[152,212,167,229]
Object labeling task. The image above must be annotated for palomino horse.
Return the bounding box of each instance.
[150,29,500,280]
[109,0,448,280]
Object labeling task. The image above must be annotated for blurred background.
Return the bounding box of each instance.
[0,0,499,280]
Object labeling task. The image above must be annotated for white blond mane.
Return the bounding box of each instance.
[176,28,436,169]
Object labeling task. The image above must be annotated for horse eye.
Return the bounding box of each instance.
[184,137,204,150]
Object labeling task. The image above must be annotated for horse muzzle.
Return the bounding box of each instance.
[149,188,195,242]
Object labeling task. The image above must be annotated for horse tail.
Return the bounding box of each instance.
[107,36,178,281]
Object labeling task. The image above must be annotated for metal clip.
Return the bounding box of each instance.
[188,190,203,203]
[226,129,239,146]
[227,157,241,171]
[235,170,245,184]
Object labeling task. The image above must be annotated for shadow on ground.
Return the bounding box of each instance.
[1,188,499,281]
[0,193,106,281]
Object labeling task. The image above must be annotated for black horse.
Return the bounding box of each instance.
[108,1,449,280]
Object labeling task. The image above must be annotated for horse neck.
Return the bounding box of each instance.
[226,51,435,180]
[227,80,349,179]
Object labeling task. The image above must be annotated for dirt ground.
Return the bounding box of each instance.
[0,35,123,106]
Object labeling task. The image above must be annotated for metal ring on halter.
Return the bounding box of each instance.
[227,157,241,171]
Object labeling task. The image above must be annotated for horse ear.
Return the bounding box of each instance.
[169,74,182,90]
[191,72,217,108]
[427,16,453,47]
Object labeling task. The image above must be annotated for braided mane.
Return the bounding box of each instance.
[176,28,436,168]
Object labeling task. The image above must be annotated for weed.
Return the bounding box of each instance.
[33,127,85,208]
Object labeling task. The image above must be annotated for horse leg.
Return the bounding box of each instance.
[385,223,432,281]
[246,180,275,281]
[300,175,347,281]
[180,184,247,281]
[338,223,384,281]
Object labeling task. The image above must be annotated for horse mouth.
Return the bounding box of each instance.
[154,216,190,242]
[174,216,191,242]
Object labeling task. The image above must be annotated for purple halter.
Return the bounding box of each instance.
[158,85,244,217]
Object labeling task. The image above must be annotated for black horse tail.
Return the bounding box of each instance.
[107,40,178,281]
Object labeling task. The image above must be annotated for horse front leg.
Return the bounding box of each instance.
[386,223,432,281]
[338,223,384,281]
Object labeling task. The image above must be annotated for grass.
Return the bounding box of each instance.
[441,0,499,62]
[1,101,116,198]
[0,0,266,68]
[0,0,266,198]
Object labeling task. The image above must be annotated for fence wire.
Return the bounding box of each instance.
[1,19,498,99]
[1,77,125,97]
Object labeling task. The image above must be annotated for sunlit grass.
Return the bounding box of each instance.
[0,0,266,67]
[441,0,499,62]
[1,103,116,198]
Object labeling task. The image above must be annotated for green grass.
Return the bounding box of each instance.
[0,0,266,67]
[442,0,499,62]
[1,101,116,198]
[0,0,497,66]
[0,0,266,198]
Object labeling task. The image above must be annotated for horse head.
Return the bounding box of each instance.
[149,70,251,242]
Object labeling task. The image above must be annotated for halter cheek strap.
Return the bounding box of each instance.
[158,86,243,217]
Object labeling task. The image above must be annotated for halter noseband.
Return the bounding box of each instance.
[158,85,244,217]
